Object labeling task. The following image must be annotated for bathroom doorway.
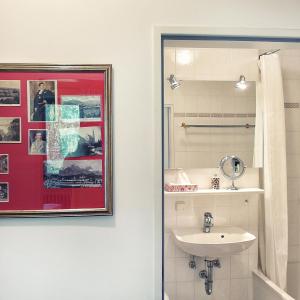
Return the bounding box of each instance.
[159,31,300,300]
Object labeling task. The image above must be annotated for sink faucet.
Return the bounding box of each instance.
[203,212,214,233]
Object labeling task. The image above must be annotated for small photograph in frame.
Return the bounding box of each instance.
[0,154,9,174]
[59,126,102,158]
[44,159,102,189]
[0,117,21,143]
[0,183,9,202]
[28,80,57,122]
[0,80,20,106]
[61,95,101,121]
[28,129,47,155]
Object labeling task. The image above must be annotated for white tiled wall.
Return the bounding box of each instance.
[282,49,300,300]
[164,47,256,169]
[172,81,256,168]
[164,169,259,300]
[173,48,259,81]
[164,47,259,300]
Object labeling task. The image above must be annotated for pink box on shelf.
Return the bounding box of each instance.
[164,183,198,192]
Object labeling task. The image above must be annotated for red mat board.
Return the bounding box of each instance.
[0,68,111,216]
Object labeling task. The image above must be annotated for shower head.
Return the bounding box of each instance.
[167,74,181,90]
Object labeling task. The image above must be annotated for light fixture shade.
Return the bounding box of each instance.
[167,74,180,90]
[235,75,247,90]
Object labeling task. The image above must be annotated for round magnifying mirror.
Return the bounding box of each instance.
[219,156,246,190]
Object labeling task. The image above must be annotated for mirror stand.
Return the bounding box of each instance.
[228,180,238,190]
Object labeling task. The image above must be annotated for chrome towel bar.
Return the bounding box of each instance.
[181,122,255,129]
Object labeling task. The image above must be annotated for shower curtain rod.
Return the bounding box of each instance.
[181,122,255,129]
[259,49,280,59]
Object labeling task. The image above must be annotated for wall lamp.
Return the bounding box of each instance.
[167,74,181,90]
[235,75,247,90]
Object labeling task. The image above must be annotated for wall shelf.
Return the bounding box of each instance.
[164,188,264,197]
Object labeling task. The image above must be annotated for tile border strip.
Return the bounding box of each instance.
[173,103,299,118]
[174,112,256,118]
[285,102,299,108]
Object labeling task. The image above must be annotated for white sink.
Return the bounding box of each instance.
[172,226,256,257]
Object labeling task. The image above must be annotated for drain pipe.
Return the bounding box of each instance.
[199,259,221,295]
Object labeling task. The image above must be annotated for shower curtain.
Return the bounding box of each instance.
[253,80,264,168]
[257,53,288,290]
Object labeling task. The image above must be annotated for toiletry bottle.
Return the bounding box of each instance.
[211,174,220,189]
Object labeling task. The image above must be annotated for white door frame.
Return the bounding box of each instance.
[152,26,300,300]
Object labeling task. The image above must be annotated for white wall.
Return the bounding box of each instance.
[1,1,300,300]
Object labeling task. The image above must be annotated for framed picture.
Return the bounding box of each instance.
[44,159,102,188]
[0,64,112,217]
[0,80,20,106]
[61,95,101,121]
[0,117,21,143]
[59,126,102,158]
[28,129,48,155]
[0,154,9,174]
[0,183,9,202]
[27,80,57,122]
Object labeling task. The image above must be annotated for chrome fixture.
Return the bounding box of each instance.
[181,122,255,129]
[199,259,221,295]
[167,74,180,90]
[235,75,247,90]
[203,212,213,233]
[189,255,197,269]
[219,155,246,190]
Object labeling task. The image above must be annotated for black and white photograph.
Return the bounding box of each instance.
[61,95,101,121]
[0,117,21,143]
[59,126,102,158]
[59,104,80,122]
[28,80,57,122]
[0,183,9,202]
[28,129,47,155]
[44,159,102,188]
[0,154,9,174]
[0,80,20,106]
